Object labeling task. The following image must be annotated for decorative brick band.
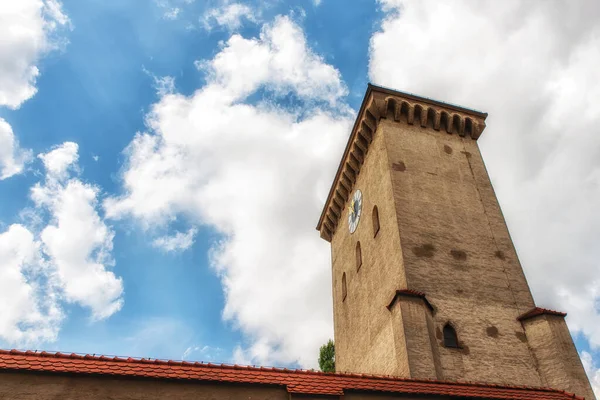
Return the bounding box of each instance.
[517,307,567,322]
[387,289,435,313]
[316,84,488,242]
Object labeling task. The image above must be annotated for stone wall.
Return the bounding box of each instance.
[382,116,542,386]
[330,120,407,376]
[0,372,288,400]
[0,372,448,400]
[523,314,596,400]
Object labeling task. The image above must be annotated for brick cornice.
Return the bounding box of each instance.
[316,84,488,242]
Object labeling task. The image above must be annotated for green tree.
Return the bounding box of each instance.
[318,339,335,373]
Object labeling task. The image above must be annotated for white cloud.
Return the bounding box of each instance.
[0,141,124,345]
[182,344,224,360]
[164,7,180,20]
[142,67,177,98]
[0,1,69,180]
[0,224,62,345]
[370,0,600,346]
[32,142,124,320]
[154,76,176,97]
[197,16,346,105]
[154,0,189,21]
[0,0,70,109]
[202,2,258,31]
[106,15,351,367]
[37,141,78,181]
[581,351,600,397]
[152,228,198,252]
[0,118,32,180]
[43,0,70,27]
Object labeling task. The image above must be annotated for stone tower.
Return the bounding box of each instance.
[317,84,595,399]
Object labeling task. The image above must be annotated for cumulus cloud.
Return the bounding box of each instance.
[37,141,79,180]
[581,351,600,397]
[0,224,62,345]
[0,142,123,345]
[152,228,198,252]
[0,0,70,109]
[202,2,258,31]
[370,0,600,346]
[106,15,351,367]
[32,142,124,320]
[197,16,347,105]
[0,118,32,180]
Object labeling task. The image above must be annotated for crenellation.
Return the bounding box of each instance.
[317,85,488,240]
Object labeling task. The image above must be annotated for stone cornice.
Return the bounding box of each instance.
[316,84,488,241]
[387,289,435,313]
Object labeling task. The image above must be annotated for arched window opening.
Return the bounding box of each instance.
[356,242,362,271]
[426,108,436,128]
[443,324,459,348]
[342,272,347,302]
[465,118,473,137]
[372,205,380,237]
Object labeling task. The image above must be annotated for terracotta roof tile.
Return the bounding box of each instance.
[518,307,567,321]
[0,349,583,399]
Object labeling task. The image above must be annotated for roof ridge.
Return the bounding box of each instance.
[0,349,325,375]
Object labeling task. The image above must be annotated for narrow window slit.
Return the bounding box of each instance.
[443,323,459,348]
[372,205,380,238]
[356,242,362,271]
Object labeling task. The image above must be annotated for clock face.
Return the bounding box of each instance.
[348,189,363,234]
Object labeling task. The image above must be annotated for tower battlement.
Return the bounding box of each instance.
[317,84,487,242]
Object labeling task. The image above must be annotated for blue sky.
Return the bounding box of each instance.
[0,0,381,366]
[1,0,600,391]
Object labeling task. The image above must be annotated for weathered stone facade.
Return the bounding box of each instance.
[318,84,595,400]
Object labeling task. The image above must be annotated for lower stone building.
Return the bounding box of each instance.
[0,349,585,399]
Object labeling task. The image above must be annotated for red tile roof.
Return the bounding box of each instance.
[0,349,583,399]
[518,307,567,322]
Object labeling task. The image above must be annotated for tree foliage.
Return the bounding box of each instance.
[318,339,335,373]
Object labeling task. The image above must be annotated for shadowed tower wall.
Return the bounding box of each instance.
[318,85,595,400]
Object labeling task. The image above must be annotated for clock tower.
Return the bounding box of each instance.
[317,84,595,399]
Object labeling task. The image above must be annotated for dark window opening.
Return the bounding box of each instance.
[342,272,347,302]
[356,242,362,271]
[372,205,380,237]
[443,323,459,348]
